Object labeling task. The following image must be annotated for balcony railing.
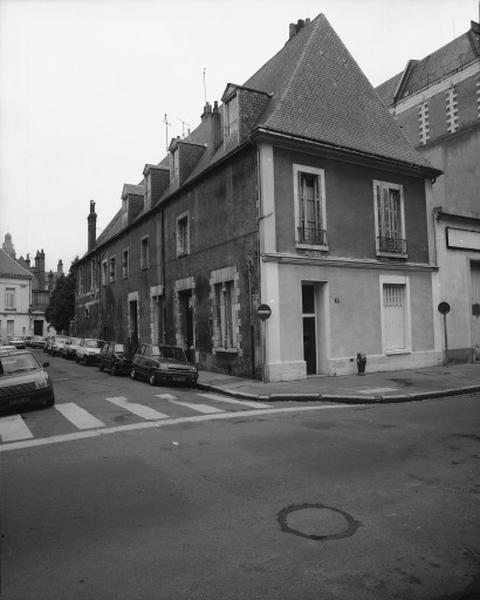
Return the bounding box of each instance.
[378,236,407,254]
[298,226,327,246]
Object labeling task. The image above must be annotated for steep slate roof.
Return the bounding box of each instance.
[243,13,432,168]
[0,248,32,279]
[82,12,439,259]
[376,23,480,106]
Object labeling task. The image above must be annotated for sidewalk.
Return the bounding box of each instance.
[197,362,480,403]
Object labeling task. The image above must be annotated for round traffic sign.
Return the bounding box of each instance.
[438,302,451,315]
[257,303,272,320]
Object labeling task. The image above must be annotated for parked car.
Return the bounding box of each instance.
[98,342,132,375]
[50,335,69,356]
[44,337,55,353]
[76,338,104,365]
[130,344,198,387]
[31,336,46,349]
[0,349,54,412]
[0,345,17,355]
[9,337,26,349]
[62,337,82,360]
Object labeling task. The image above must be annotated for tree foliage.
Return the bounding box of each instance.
[45,269,76,334]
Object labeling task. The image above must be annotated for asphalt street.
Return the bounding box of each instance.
[0,353,479,600]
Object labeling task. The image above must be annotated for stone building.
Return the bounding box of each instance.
[376,17,480,361]
[73,14,442,381]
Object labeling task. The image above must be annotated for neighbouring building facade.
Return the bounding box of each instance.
[376,18,480,362]
[73,14,443,381]
[0,240,32,342]
[1,233,63,339]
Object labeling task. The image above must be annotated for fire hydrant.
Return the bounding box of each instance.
[356,353,367,375]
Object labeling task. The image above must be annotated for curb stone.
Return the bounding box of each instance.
[197,382,480,404]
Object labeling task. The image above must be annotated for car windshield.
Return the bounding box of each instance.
[71,338,81,345]
[152,346,187,362]
[0,353,40,376]
[113,344,125,353]
[56,337,68,343]
[86,340,102,348]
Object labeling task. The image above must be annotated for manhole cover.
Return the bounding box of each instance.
[278,503,361,541]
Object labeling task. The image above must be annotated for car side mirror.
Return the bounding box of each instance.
[42,362,50,368]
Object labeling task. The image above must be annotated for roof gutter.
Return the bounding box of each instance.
[252,126,443,178]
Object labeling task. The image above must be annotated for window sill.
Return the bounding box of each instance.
[4,307,16,311]
[177,252,189,259]
[141,266,149,271]
[376,251,408,259]
[385,349,411,356]
[214,347,239,355]
[296,243,329,252]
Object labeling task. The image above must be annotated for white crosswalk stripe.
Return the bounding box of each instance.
[197,392,270,409]
[55,402,105,429]
[154,395,224,414]
[0,414,34,442]
[106,396,170,420]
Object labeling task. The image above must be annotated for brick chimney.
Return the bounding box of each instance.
[38,249,45,288]
[288,17,310,40]
[87,200,97,252]
[57,260,63,277]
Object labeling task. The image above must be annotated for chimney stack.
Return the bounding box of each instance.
[57,260,63,277]
[288,17,310,40]
[87,200,97,252]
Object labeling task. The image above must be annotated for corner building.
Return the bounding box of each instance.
[74,14,442,381]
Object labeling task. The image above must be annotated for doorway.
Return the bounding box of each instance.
[179,290,194,360]
[302,285,317,374]
[471,262,480,351]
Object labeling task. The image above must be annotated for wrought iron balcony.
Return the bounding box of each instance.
[377,236,407,254]
[298,227,327,246]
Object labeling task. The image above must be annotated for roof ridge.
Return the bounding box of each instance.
[266,15,321,127]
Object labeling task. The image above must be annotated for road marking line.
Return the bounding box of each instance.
[0,404,350,452]
[0,415,34,443]
[197,393,270,409]
[155,396,224,414]
[154,393,178,401]
[106,396,170,420]
[55,403,105,429]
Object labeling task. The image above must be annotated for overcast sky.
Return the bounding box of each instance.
[1,0,478,272]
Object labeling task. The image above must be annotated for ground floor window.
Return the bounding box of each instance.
[210,266,240,353]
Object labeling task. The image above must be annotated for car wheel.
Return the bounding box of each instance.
[99,362,104,372]
[130,367,137,380]
[111,364,118,376]
[83,356,88,366]
[75,356,79,363]
[149,370,157,386]
[46,393,55,407]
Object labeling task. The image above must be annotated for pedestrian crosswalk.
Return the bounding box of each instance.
[0,392,268,445]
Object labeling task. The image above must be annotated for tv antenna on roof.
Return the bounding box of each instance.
[177,118,191,138]
[203,67,207,104]
[163,113,171,152]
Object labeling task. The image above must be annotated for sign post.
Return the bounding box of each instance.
[257,304,272,383]
[438,302,451,365]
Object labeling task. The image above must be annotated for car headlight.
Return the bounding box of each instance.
[35,377,49,389]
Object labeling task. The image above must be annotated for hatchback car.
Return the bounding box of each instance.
[0,350,54,412]
[98,342,132,375]
[50,335,69,356]
[9,337,26,349]
[76,338,104,365]
[62,337,82,360]
[31,335,46,349]
[130,344,198,387]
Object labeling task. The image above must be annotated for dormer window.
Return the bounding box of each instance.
[171,148,179,182]
[225,94,239,140]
